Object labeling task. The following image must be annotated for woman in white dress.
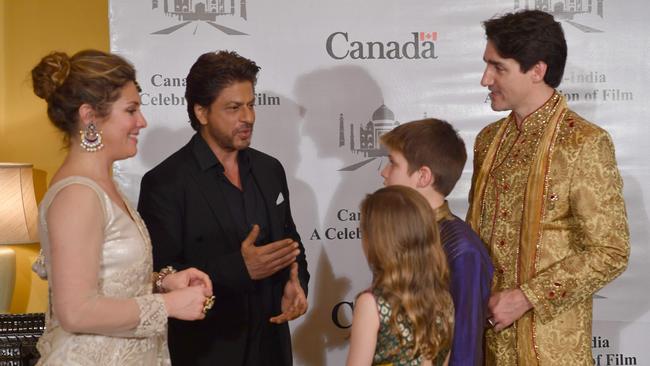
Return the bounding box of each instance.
[30,49,214,365]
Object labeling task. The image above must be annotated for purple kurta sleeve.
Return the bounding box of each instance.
[440,218,494,366]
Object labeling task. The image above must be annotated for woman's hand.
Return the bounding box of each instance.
[162,267,213,294]
[163,285,213,321]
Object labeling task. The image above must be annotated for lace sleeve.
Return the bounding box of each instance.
[133,294,168,337]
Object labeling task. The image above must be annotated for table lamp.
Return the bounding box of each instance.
[0,163,39,313]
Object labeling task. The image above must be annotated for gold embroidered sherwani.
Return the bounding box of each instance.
[467,93,629,365]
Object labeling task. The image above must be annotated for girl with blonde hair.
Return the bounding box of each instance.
[347,185,454,366]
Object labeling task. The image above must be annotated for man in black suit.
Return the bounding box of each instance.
[138,51,309,366]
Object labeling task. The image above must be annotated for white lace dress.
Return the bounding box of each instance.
[34,176,170,365]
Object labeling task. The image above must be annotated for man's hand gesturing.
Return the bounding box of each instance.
[241,224,300,280]
[270,262,308,324]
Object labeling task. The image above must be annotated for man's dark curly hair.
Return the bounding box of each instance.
[484,10,567,88]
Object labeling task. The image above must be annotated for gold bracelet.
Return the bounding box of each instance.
[155,265,177,293]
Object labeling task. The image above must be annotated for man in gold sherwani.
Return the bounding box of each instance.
[467,10,630,365]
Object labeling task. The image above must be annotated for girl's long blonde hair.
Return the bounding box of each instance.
[361,185,454,360]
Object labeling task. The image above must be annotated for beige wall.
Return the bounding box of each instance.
[1,0,109,313]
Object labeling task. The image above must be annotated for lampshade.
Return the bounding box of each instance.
[0,163,39,312]
[0,163,39,245]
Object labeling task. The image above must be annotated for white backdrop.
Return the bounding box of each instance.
[109,1,650,365]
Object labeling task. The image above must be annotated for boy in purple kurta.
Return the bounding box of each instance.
[380,118,494,366]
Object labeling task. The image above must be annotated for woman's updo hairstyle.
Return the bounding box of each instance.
[31,49,137,141]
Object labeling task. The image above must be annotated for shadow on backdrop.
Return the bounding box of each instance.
[291,65,385,364]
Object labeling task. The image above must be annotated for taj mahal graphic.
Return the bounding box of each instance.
[338,104,400,172]
[515,0,606,32]
[151,0,248,35]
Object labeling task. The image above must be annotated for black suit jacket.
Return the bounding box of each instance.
[138,133,309,366]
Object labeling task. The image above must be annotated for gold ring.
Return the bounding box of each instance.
[203,296,215,313]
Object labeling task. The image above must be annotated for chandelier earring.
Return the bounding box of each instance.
[80,122,104,152]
